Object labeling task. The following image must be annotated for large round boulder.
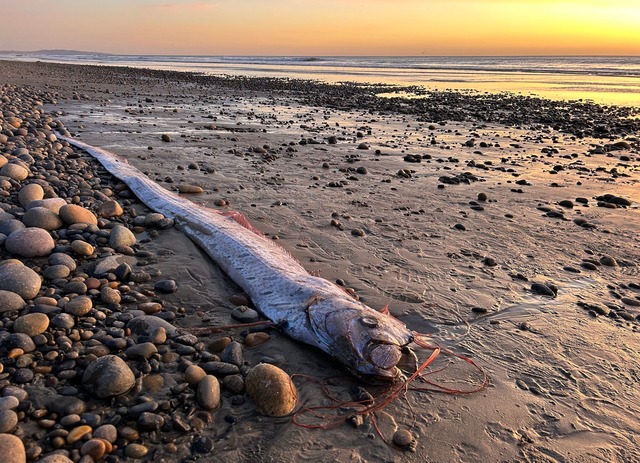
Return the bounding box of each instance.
[5,227,55,257]
[59,204,98,226]
[82,355,135,398]
[21,207,63,230]
[0,264,41,299]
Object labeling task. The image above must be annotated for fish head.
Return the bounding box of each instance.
[308,297,413,382]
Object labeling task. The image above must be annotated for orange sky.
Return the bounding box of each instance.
[2,0,639,55]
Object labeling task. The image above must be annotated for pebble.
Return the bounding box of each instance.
[0,409,18,433]
[0,433,26,463]
[531,283,556,297]
[393,429,415,448]
[59,204,98,225]
[6,333,36,352]
[208,336,232,352]
[18,183,44,206]
[127,315,178,337]
[66,425,92,444]
[82,355,135,398]
[26,197,67,213]
[0,163,29,181]
[70,240,94,256]
[245,363,297,416]
[125,342,158,360]
[97,200,123,218]
[178,184,204,194]
[155,279,177,293]
[100,286,121,304]
[21,207,63,230]
[13,313,50,336]
[197,375,221,410]
[108,224,136,248]
[38,455,74,463]
[64,296,93,316]
[124,443,149,459]
[80,439,107,460]
[220,341,244,367]
[0,396,19,411]
[185,365,207,385]
[231,305,259,323]
[0,289,27,314]
[222,374,245,394]
[193,436,214,453]
[93,424,117,443]
[45,396,87,416]
[49,252,77,271]
[5,227,55,257]
[43,264,71,280]
[244,332,270,347]
[600,256,618,267]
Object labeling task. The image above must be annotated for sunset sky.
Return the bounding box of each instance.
[3,0,639,56]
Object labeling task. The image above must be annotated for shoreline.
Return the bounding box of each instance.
[1,59,639,462]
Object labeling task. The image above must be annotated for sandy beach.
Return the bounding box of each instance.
[1,59,639,463]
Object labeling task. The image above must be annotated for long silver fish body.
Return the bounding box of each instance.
[59,136,414,381]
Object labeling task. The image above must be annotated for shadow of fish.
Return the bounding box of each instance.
[59,135,414,382]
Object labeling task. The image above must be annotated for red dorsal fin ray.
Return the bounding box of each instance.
[222,210,268,238]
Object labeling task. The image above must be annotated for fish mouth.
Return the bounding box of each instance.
[362,341,404,376]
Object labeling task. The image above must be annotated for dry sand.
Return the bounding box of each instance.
[2,60,640,462]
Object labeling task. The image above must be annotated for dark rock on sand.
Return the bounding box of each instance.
[531,283,557,297]
[82,355,135,398]
[0,290,27,314]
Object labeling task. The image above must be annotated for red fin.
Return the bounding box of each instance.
[222,210,268,239]
[380,304,390,315]
[309,269,323,277]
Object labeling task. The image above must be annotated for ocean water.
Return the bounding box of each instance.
[3,52,640,107]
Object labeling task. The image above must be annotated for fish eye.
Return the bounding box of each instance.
[359,316,379,328]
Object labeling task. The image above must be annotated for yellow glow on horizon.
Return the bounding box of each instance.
[2,0,639,55]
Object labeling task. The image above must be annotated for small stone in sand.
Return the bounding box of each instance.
[82,354,135,398]
[393,429,415,448]
[0,264,41,300]
[197,375,221,410]
[245,363,297,416]
[5,227,55,257]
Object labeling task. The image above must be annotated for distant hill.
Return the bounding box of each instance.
[0,49,111,56]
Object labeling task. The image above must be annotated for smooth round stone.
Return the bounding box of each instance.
[600,255,618,267]
[127,315,178,337]
[22,207,63,230]
[231,305,259,323]
[62,280,87,295]
[108,224,136,248]
[245,363,297,416]
[26,197,67,213]
[220,341,243,367]
[125,342,158,360]
[0,264,41,300]
[154,279,177,293]
[6,333,36,352]
[81,439,106,460]
[2,386,28,401]
[5,227,55,258]
[100,286,121,304]
[178,184,204,194]
[0,219,25,236]
[38,454,74,463]
[146,326,167,345]
[222,374,245,394]
[59,204,97,226]
[0,163,29,181]
[13,313,50,336]
[66,425,92,444]
[50,313,75,330]
[92,424,117,443]
[64,296,93,316]
[0,290,27,314]
[48,253,77,271]
[393,429,414,447]
[244,332,270,347]
[97,200,123,218]
[45,395,87,416]
[0,433,25,463]
[0,396,20,410]
[138,302,161,314]
[0,409,18,433]
[18,183,44,206]
[70,240,94,256]
[43,264,71,280]
[196,375,221,410]
[82,355,135,398]
[124,444,148,459]
[184,365,207,385]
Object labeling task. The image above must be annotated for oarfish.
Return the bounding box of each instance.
[59,135,414,382]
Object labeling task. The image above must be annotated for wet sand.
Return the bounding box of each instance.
[1,60,640,462]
